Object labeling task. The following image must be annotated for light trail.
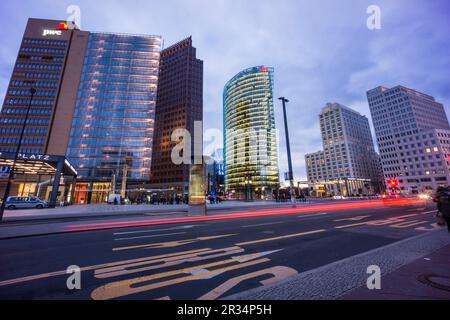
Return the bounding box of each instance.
[64,199,426,233]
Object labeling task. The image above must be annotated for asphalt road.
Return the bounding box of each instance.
[0,200,439,300]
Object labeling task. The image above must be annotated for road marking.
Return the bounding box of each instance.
[390,220,429,228]
[335,211,437,230]
[197,266,298,300]
[113,225,199,236]
[415,210,437,215]
[187,250,283,280]
[298,212,328,218]
[95,246,244,279]
[0,248,212,287]
[334,215,371,222]
[112,234,237,251]
[242,222,284,228]
[114,232,187,241]
[236,229,325,246]
[416,223,442,232]
[91,252,274,300]
[93,258,270,300]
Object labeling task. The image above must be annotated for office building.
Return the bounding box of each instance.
[148,37,203,196]
[367,85,450,193]
[223,66,279,199]
[0,18,163,204]
[66,32,161,204]
[305,103,383,196]
[0,18,89,200]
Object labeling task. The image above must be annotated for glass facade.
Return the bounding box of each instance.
[223,66,279,199]
[67,33,162,182]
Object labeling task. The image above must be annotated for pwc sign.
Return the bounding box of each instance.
[42,22,69,37]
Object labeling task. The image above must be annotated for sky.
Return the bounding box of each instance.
[1,0,450,182]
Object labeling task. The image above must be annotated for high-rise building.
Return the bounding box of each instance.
[148,37,203,196]
[206,148,225,197]
[0,18,163,204]
[0,18,89,200]
[223,66,279,200]
[367,85,450,193]
[305,103,383,196]
[66,32,161,204]
[0,18,88,155]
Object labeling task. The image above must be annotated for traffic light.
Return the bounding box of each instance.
[388,179,399,190]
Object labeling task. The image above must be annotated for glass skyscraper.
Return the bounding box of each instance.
[67,32,161,203]
[223,66,279,199]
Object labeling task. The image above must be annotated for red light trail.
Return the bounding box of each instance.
[63,198,426,233]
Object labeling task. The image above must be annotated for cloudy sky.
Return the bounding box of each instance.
[1,0,449,182]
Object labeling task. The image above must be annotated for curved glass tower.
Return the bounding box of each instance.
[223,66,279,200]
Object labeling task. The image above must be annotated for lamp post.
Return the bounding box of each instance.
[278,97,296,206]
[244,173,253,201]
[0,87,36,221]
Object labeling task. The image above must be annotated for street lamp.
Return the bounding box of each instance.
[244,173,253,201]
[0,86,37,221]
[278,97,296,206]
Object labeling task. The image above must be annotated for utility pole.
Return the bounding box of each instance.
[279,97,296,206]
[0,87,36,221]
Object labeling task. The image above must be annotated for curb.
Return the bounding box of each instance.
[224,229,450,300]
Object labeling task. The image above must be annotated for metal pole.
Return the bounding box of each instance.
[0,87,36,221]
[279,97,296,206]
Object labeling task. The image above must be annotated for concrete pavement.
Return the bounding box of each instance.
[227,228,450,300]
[340,242,450,300]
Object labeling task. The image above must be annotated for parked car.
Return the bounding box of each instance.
[333,195,347,200]
[107,194,125,205]
[5,196,49,210]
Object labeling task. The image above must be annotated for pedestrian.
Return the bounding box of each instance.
[434,186,450,232]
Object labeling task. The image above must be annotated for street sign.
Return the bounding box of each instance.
[284,172,289,181]
[0,166,11,179]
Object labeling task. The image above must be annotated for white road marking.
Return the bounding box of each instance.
[415,210,437,215]
[113,225,198,236]
[298,212,328,218]
[114,232,187,241]
[242,222,285,228]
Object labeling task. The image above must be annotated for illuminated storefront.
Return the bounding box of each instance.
[223,66,280,199]
[0,151,77,207]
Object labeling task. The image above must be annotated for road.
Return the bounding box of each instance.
[0,199,440,300]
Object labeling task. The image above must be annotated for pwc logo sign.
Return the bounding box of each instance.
[42,22,69,37]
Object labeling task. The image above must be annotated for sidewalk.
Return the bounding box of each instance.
[226,229,450,300]
[340,243,450,300]
[2,200,300,222]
